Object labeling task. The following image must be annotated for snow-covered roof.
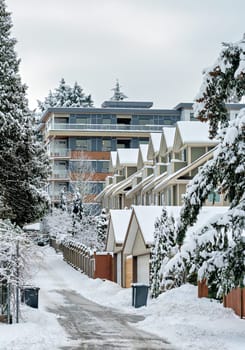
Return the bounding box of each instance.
[116,148,139,167]
[132,206,181,245]
[127,205,229,248]
[139,144,149,163]
[109,151,117,170]
[151,133,162,152]
[162,127,175,150]
[110,209,132,244]
[173,121,218,152]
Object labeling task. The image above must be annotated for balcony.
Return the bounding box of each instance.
[48,149,71,158]
[48,123,164,133]
[49,170,70,180]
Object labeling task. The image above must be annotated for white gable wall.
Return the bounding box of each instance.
[132,229,148,256]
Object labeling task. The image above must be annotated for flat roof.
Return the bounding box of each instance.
[101,100,153,108]
[41,107,180,122]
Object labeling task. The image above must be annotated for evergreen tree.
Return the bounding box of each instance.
[37,90,57,112]
[110,79,127,101]
[37,78,93,111]
[176,35,245,294]
[96,208,108,251]
[60,187,67,211]
[54,78,72,107]
[70,81,93,107]
[150,208,176,298]
[0,0,49,227]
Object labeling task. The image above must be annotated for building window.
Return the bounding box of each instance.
[181,149,187,161]
[208,191,220,203]
[76,116,91,124]
[102,139,112,151]
[102,117,112,124]
[75,138,92,151]
[117,139,130,148]
[138,116,154,125]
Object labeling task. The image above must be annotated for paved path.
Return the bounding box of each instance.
[48,289,175,350]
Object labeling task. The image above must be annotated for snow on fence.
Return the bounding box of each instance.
[50,239,114,281]
[198,280,244,319]
[223,287,245,319]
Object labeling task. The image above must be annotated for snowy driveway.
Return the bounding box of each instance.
[49,289,173,349]
[30,247,175,350]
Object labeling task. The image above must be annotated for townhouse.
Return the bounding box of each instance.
[97,102,245,210]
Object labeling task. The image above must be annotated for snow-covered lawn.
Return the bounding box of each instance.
[0,246,244,350]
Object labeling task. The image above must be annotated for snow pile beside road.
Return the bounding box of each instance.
[1,247,244,350]
[0,304,77,350]
[135,284,245,350]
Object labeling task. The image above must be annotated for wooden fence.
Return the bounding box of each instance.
[198,279,244,319]
[50,239,113,281]
[223,287,245,319]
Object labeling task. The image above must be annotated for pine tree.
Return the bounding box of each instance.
[70,81,93,107]
[54,78,72,107]
[0,0,49,227]
[37,90,57,111]
[37,78,93,111]
[150,208,176,298]
[110,79,127,101]
[176,35,245,294]
[96,208,108,251]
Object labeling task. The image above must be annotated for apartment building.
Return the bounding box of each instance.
[40,100,244,210]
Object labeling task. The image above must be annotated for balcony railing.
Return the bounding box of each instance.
[48,123,164,132]
[48,149,71,158]
[49,170,70,180]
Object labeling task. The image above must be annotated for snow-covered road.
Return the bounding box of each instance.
[32,247,174,349]
[1,246,244,350]
[50,289,173,349]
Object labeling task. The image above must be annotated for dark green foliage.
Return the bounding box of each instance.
[175,35,245,295]
[37,78,93,111]
[0,0,49,226]
[96,208,108,250]
[150,208,176,298]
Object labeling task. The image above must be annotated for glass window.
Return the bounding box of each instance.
[76,116,91,124]
[102,139,112,151]
[75,138,92,151]
[54,117,68,124]
[138,116,154,125]
[208,191,220,203]
[102,117,112,124]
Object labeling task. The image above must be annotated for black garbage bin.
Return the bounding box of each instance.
[21,287,40,308]
[131,283,149,308]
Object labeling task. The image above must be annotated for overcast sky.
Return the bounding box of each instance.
[7,0,245,109]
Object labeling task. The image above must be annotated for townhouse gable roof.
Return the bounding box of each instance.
[173,121,218,152]
[116,148,139,168]
[160,127,175,156]
[137,144,152,169]
[106,209,132,252]
[109,151,117,172]
[147,133,162,160]
[123,206,181,254]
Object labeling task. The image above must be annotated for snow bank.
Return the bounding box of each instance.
[1,247,244,350]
